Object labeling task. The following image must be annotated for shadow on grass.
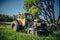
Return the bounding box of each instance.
[0,35,8,40]
[54,33,60,40]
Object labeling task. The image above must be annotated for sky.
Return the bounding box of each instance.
[0,0,59,19]
[0,0,26,15]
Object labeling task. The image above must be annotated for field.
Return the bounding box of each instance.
[0,22,60,40]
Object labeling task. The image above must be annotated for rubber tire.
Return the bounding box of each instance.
[27,28,34,35]
[11,21,19,31]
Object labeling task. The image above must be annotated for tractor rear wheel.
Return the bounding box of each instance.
[11,21,19,31]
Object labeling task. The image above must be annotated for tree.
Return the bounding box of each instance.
[58,0,60,18]
[57,0,60,25]
[24,0,55,24]
[0,14,15,22]
[12,15,17,20]
[28,6,39,17]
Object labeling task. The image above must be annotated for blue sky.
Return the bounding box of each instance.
[0,0,59,19]
[0,0,26,15]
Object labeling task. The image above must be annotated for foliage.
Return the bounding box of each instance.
[0,14,17,22]
[24,0,55,24]
[23,0,40,11]
[23,0,40,18]
[28,6,39,16]
[50,25,57,31]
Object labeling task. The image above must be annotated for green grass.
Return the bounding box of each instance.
[0,22,11,28]
[0,22,11,24]
[0,28,40,40]
[0,24,60,40]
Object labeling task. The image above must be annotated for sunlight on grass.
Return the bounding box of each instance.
[0,24,60,40]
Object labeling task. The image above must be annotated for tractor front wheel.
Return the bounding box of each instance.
[27,28,34,35]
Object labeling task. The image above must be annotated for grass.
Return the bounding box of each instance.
[0,24,60,40]
[0,28,40,40]
[0,22,11,24]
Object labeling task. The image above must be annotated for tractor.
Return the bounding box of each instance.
[11,12,53,36]
[11,12,34,35]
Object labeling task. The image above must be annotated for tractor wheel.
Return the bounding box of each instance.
[27,28,34,35]
[11,21,19,31]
